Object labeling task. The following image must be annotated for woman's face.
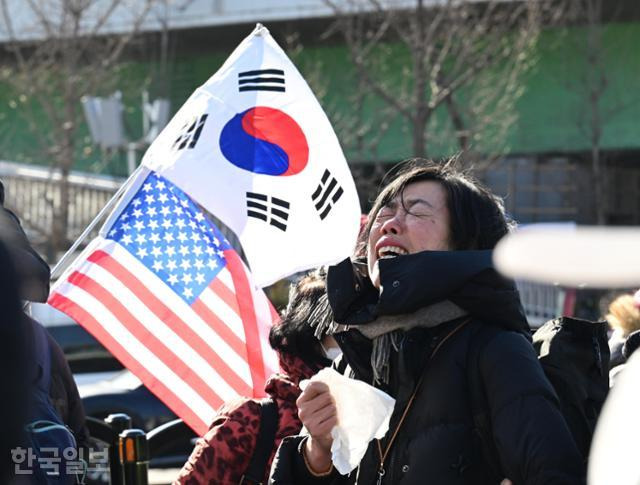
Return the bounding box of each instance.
[367,180,451,289]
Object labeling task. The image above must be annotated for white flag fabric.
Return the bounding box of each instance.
[142,23,361,287]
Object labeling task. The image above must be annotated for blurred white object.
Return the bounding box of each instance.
[494,225,640,288]
[300,367,395,475]
[76,369,141,397]
[81,92,127,150]
[142,90,171,144]
[28,302,75,327]
[588,351,640,484]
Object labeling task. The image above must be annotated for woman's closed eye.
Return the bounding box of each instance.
[376,206,396,219]
[403,199,436,218]
[406,208,434,218]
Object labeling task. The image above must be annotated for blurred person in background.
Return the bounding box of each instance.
[175,268,338,485]
[0,239,30,483]
[0,181,49,302]
[607,292,640,385]
[1,181,90,459]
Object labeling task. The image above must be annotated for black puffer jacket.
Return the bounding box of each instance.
[270,251,584,485]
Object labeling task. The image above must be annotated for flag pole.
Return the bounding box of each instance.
[50,165,143,281]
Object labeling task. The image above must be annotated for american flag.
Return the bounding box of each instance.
[48,170,279,434]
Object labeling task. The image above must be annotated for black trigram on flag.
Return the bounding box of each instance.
[172,114,208,150]
[246,192,290,232]
[238,69,285,92]
[311,169,344,220]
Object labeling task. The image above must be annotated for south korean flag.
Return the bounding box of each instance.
[142,23,361,287]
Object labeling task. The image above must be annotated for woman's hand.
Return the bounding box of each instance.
[297,380,337,473]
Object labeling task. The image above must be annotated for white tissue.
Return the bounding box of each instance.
[300,367,396,475]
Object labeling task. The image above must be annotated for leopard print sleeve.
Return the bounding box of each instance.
[175,398,262,485]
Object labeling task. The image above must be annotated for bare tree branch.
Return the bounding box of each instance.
[0,0,157,257]
[325,0,545,161]
[556,0,638,224]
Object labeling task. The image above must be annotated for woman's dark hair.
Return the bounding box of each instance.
[364,158,514,251]
[268,269,332,365]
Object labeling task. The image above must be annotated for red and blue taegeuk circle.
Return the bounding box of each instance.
[219,106,309,176]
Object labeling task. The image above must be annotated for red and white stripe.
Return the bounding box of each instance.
[49,238,278,435]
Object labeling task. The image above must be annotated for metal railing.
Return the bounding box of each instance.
[0,160,125,250]
[516,279,567,329]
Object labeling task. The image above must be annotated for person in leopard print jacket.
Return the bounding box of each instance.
[174,269,337,485]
